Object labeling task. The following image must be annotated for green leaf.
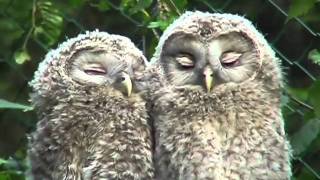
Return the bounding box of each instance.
[308,49,320,65]
[0,158,8,165]
[0,99,33,111]
[309,80,320,116]
[290,118,320,155]
[90,1,111,12]
[296,165,319,180]
[14,49,31,64]
[287,0,317,20]
[148,15,177,31]
[120,0,152,15]
[170,0,188,12]
[120,0,136,14]
[287,87,309,102]
[0,18,24,51]
[137,0,152,9]
[0,171,24,180]
[68,0,87,8]
[135,0,152,10]
[0,173,10,180]
[34,1,63,46]
[148,20,172,30]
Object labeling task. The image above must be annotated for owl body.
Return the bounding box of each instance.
[28,31,154,179]
[150,11,291,179]
[153,76,290,180]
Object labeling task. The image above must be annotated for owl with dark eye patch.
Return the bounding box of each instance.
[149,11,292,180]
[28,31,154,180]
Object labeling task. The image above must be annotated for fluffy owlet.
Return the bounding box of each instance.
[149,11,292,179]
[28,31,154,179]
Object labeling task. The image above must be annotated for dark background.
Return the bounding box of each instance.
[0,0,319,179]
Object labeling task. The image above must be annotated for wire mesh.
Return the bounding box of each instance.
[0,0,319,179]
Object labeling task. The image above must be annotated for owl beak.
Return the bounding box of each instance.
[203,67,214,92]
[120,72,132,97]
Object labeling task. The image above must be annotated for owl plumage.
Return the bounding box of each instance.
[149,11,292,179]
[28,31,154,179]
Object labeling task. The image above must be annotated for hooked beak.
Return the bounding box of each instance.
[203,67,214,92]
[120,72,132,97]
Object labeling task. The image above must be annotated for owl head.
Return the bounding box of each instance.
[30,31,148,105]
[151,11,282,92]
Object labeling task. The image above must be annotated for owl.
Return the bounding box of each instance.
[28,31,154,179]
[149,11,292,180]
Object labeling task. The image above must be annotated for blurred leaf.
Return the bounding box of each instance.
[14,49,30,64]
[14,150,26,160]
[137,0,153,9]
[170,0,188,12]
[34,1,63,46]
[287,87,309,101]
[90,1,110,12]
[0,158,8,165]
[0,173,10,180]
[68,0,87,8]
[0,18,24,51]
[290,118,320,155]
[288,0,317,20]
[3,0,33,20]
[148,19,174,30]
[120,0,133,10]
[309,80,320,116]
[121,0,152,15]
[0,99,33,112]
[0,158,25,179]
[308,49,320,65]
[0,171,24,180]
[296,165,319,180]
[1,157,26,171]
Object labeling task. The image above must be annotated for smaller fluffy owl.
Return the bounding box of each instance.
[28,31,154,179]
[149,11,292,180]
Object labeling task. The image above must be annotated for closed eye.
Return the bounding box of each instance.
[84,66,107,75]
[175,53,195,69]
[220,51,242,68]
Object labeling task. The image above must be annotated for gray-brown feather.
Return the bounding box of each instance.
[149,11,291,180]
[28,31,154,180]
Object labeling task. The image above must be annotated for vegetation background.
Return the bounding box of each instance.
[0,0,319,179]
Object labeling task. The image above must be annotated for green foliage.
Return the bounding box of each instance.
[287,0,317,19]
[148,0,188,33]
[148,18,175,30]
[309,80,320,116]
[0,18,24,52]
[0,151,28,180]
[308,49,320,65]
[290,118,320,155]
[0,99,33,112]
[14,49,30,65]
[34,0,64,47]
[120,0,152,15]
[90,1,111,12]
[0,0,320,179]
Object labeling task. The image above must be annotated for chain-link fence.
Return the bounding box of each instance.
[0,0,319,179]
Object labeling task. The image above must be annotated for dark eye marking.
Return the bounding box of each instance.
[220,51,242,68]
[84,66,107,75]
[175,53,195,69]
